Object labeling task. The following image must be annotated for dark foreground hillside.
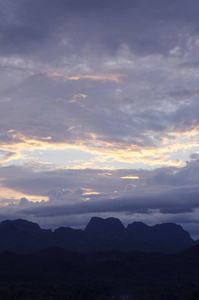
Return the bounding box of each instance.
[1,245,199,300]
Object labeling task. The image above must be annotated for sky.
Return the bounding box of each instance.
[1,0,199,238]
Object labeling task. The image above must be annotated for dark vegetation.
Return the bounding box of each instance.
[1,246,199,299]
[0,217,199,299]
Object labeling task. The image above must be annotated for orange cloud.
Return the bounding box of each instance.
[2,125,199,169]
[120,176,139,179]
[0,151,23,164]
[50,72,125,83]
[56,93,88,104]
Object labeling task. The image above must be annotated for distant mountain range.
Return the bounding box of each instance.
[1,217,199,299]
[0,217,197,254]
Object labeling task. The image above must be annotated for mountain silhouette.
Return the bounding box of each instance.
[0,217,196,254]
[0,217,198,299]
[85,217,125,237]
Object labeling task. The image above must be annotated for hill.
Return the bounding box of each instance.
[0,245,199,299]
[0,217,196,254]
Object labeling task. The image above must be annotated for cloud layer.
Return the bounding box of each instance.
[0,0,199,236]
[0,158,199,237]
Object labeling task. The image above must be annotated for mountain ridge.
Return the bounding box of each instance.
[0,216,196,254]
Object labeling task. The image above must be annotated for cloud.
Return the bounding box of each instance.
[15,184,199,222]
[0,151,21,163]
[147,159,199,187]
[0,0,199,237]
[0,159,199,236]
[50,73,125,83]
[1,159,199,196]
[0,60,198,168]
[18,197,30,206]
[190,153,199,160]
[1,159,199,211]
